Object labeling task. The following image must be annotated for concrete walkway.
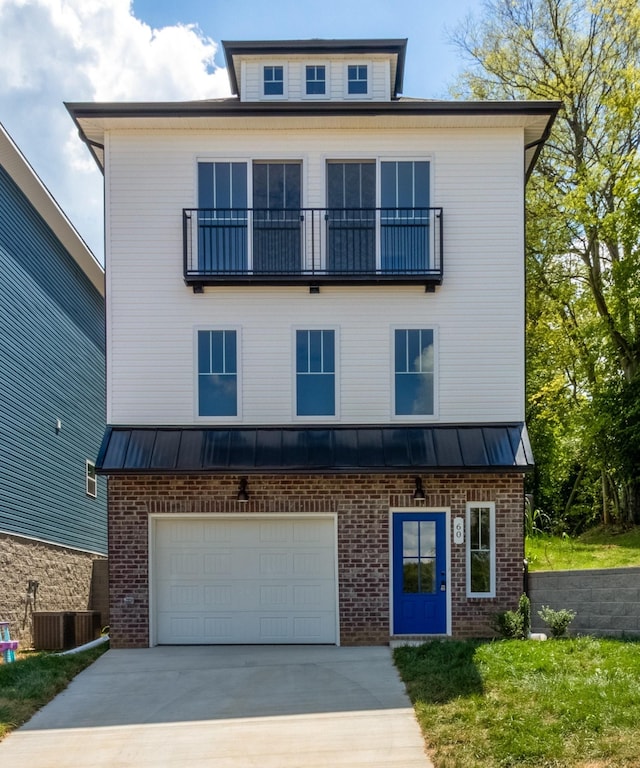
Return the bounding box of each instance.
[0,646,433,767]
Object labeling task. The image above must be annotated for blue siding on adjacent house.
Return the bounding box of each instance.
[0,165,106,553]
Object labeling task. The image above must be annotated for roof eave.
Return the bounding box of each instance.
[66,98,561,178]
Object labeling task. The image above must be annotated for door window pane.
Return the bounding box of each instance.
[296,330,335,416]
[198,330,237,417]
[402,520,436,593]
[394,329,435,415]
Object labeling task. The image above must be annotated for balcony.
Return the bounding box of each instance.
[183,207,443,290]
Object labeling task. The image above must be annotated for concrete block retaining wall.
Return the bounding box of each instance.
[529,567,640,637]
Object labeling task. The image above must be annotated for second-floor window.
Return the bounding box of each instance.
[306,65,326,95]
[347,64,368,95]
[264,65,284,96]
[198,330,238,417]
[394,328,435,416]
[296,329,336,416]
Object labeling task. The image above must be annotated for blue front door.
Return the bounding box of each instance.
[393,512,447,634]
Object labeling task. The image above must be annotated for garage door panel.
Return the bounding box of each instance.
[156,579,335,612]
[157,610,336,644]
[154,517,337,644]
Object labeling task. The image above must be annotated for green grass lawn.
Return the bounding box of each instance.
[395,637,640,768]
[526,526,640,571]
[0,644,107,740]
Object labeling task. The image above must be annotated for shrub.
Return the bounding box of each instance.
[491,593,531,639]
[538,605,576,638]
[491,610,525,639]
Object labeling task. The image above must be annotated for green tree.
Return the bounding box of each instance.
[451,0,640,525]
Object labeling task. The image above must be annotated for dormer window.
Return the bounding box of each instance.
[347,64,368,95]
[264,65,284,96]
[306,65,326,95]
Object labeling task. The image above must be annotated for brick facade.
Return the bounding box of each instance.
[107,472,525,647]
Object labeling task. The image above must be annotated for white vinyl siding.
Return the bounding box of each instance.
[104,125,525,426]
[239,57,390,101]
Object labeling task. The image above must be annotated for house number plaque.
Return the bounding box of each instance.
[453,517,464,544]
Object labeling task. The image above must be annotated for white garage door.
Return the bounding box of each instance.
[153,516,337,644]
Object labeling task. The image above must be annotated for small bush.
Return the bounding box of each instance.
[491,594,531,639]
[519,593,531,637]
[538,605,576,638]
[491,610,525,639]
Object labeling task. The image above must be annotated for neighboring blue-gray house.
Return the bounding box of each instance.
[0,123,106,646]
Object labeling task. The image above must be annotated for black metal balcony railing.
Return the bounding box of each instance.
[183,207,443,287]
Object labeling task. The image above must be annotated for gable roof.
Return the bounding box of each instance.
[222,38,408,99]
[0,123,104,295]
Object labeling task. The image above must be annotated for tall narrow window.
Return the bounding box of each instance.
[381,161,430,272]
[86,461,97,498]
[296,330,335,416]
[198,330,238,417]
[306,65,326,95]
[394,329,435,415]
[326,161,376,272]
[347,64,368,94]
[197,162,248,272]
[466,503,495,596]
[252,161,302,273]
[264,65,284,96]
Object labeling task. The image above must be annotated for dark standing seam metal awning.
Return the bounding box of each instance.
[95,423,534,475]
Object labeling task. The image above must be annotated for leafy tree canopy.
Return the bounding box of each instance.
[451,0,640,525]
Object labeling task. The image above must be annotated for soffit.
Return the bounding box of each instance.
[69,102,558,179]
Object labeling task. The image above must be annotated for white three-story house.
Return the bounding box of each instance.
[68,38,559,647]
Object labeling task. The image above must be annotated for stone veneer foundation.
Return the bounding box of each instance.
[0,533,105,648]
[108,472,525,648]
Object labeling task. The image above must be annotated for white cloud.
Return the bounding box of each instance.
[0,0,230,261]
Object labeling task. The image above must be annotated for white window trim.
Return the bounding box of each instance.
[292,326,340,422]
[466,501,496,598]
[86,460,97,498]
[303,62,329,99]
[344,61,372,99]
[194,326,243,422]
[390,325,439,421]
[262,62,287,99]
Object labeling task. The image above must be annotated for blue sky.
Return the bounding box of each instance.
[132,0,479,98]
[0,0,480,262]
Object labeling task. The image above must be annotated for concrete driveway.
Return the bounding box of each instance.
[0,645,433,767]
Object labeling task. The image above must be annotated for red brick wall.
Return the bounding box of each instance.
[107,473,525,647]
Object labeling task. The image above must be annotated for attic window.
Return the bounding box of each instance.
[347,64,368,95]
[306,65,326,95]
[264,65,284,96]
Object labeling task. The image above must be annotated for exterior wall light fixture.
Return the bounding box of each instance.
[237,477,250,502]
[413,477,426,502]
